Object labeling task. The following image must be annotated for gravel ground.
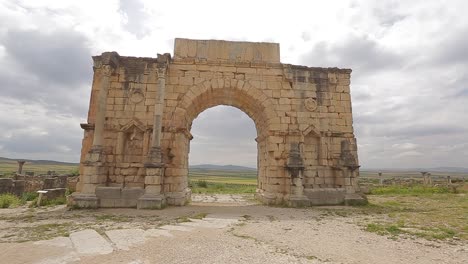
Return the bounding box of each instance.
[0,194,466,264]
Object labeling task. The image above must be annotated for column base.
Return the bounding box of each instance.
[344,193,368,206]
[68,192,99,208]
[137,194,166,209]
[287,195,311,207]
[255,190,284,205]
[165,189,191,206]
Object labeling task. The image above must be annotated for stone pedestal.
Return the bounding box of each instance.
[137,194,166,209]
[165,189,191,206]
[69,193,99,208]
[288,175,309,207]
[70,146,107,208]
[344,193,368,206]
[138,166,166,209]
[255,189,285,205]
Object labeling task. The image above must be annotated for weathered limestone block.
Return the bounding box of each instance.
[0,178,13,194]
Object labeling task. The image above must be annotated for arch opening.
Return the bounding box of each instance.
[188,105,258,197]
[162,80,277,204]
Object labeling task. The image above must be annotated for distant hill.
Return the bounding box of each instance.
[361,167,468,173]
[190,164,257,171]
[0,157,79,166]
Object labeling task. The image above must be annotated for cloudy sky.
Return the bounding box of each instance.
[0,0,467,169]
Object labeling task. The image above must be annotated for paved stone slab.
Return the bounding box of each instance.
[105,229,147,250]
[33,236,73,249]
[159,225,194,232]
[144,228,174,238]
[34,252,80,264]
[69,229,113,255]
[179,219,236,229]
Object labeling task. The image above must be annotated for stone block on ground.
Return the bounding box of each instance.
[105,229,147,250]
[69,229,113,255]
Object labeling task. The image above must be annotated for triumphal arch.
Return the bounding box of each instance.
[70,38,366,209]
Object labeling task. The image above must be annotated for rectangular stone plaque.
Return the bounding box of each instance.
[174,38,280,63]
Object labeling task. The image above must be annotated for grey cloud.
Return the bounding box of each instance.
[0,29,93,115]
[371,3,407,27]
[358,131,468,169]
[373,125,468,139]
[301,34,403,74]
[453,88,468,97]
[0,115,82,162]
[434,27,468,65]
[0,27,92,161]
[2,29,92,85]
[119,0,150,39]
[191,106,258,140]
[0,130,81,154]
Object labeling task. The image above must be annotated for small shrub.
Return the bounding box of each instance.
[196,180,208,188]
[69,167,80,176]
[0,194,23,208]
[366,222,403,236]
[22,192,38,202]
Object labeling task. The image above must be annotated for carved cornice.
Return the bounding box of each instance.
[80,123,95,130]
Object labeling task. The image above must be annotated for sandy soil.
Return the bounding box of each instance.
[0,194,466,264]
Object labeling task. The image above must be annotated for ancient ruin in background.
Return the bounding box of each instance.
[70,38,366,208]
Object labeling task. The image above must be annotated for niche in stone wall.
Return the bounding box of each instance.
[301,125,321,188]
[116,118,148,164]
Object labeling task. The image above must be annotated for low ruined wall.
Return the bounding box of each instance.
[0,174,77,197]
[0,178,24,196]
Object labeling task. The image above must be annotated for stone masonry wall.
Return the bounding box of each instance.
[77,38,363,207]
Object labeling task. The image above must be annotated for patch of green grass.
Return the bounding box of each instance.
[95,214,130,222]
[359,191,468,241]
[366,222,458,240]
[190,182,256,194]
[366,222,403,236]
[0,193,24,208]
[29,223,72,240]
[176,216,191,223]
[195,180,208,188]
[29,197,67,208]
[21,192,38,202]
[370,185,456,195]
[242,214,252,220]
[191,212,207,219]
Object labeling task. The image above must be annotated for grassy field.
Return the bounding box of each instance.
[360,170,468,179]
[356,186,468,240]
[189,168,257,194]
[0,159,78,176]
[0,162,466,242]
[189,169,257,185]
[188,168,468,241]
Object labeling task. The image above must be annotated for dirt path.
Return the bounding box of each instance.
[0,194,466,264]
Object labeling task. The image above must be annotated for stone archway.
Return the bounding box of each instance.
[161,78,280,205]
[71,38,367,209]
